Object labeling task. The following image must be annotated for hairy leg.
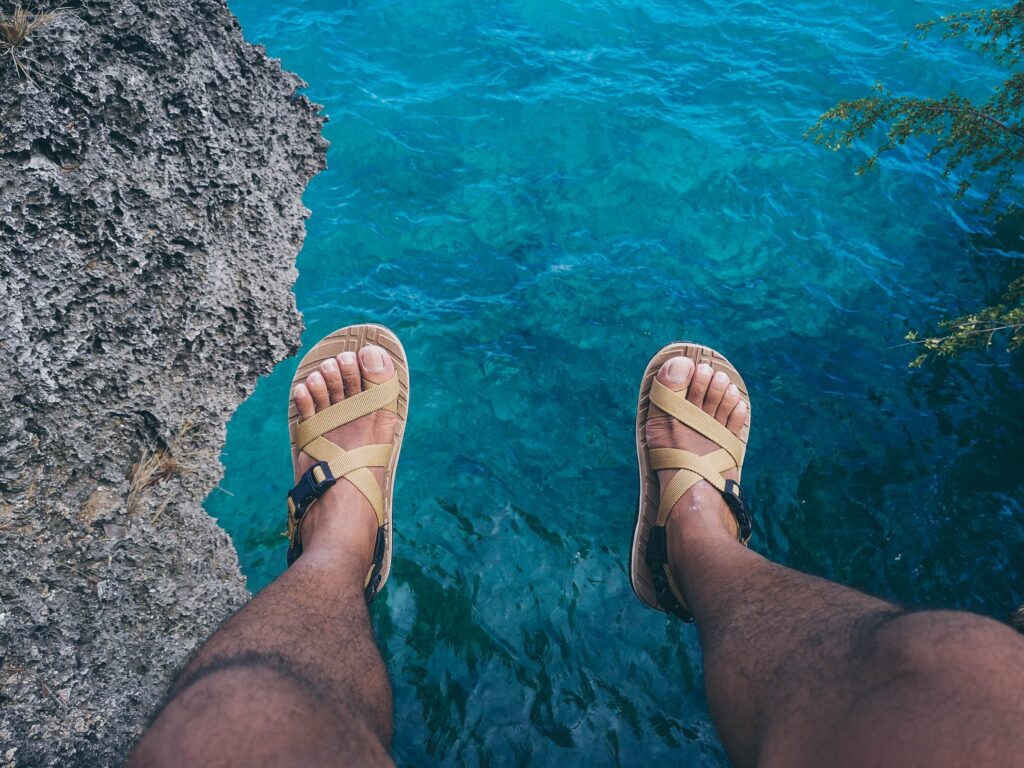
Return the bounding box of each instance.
[649,356,1024,768]
[673,504,1024,768]
[130,554,392,767]
[130,345,398,767]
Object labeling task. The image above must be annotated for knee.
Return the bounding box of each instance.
[853,609,1024,686]
[132,667,393,767]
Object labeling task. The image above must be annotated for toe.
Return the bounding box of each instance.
[320,358,345,404]
[687,363,713,406]
[293,383,315,420]
[716,383,740,423]
[306,370,330,411]
[358,344,395,385]
[726,399,747,435]
[338,351,361,397]
[657,356,694,393]
[703,371,729,415]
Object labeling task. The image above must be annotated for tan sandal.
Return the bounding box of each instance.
[630,342,753,622]
[285,324,410,602]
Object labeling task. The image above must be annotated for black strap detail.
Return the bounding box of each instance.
[722,480,753,543]
[286,466,389,607]
[364,526,387,603]
[288,461,337,522]
[286,462,337,567]
[646,482,754,622]
[645,526,695,622]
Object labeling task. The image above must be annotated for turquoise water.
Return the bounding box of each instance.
[207,1,1024,764]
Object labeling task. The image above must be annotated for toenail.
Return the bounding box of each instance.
[698,363,712,377]
[713,372,727,384]
[339,351,356,364]
[293,384,306,398]
[309,371,323,385]
[321,359,338,372]
[727,384,738,396]
[665,358,688,383]
[362,347,385,372]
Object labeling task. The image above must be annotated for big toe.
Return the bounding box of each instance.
[358,344,396,385]
[657,355,695,393]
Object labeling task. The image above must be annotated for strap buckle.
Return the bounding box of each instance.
[287,461,337,523]
[722,480,753,544]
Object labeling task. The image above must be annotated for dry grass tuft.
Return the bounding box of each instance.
[126,446,172,516]
[0,2,61,47]
[0,2,64,81]
[126,420,212,519]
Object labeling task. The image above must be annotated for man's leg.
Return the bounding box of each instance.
[130,346,398,767]
[648,356,1024,768]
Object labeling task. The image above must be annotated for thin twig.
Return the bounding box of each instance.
[888,321,1024,350]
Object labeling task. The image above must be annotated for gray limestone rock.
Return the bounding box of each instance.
[0,0,326,763]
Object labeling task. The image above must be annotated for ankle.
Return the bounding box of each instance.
[664,484,741,588]
[667,482,739,541]
[299,484,379,568]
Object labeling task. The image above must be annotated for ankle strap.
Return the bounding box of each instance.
[644,484,752,622]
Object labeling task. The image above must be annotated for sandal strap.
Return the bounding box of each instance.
[645,482,752,623]
[285,444,391,567]
[650,447,735,523]
[286,443,391,543]
[286,374,401,571]
[286,460,336,528]
[649,378,745,466]
[645,526,695,622]
[286,461,336,563]
[301,440,391,522]
[293,375,399,452]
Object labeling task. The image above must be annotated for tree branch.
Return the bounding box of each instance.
[921,104,1024,138]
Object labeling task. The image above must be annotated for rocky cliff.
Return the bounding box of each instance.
[0,0,326,763]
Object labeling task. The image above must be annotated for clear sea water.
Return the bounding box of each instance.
[206,1,1024,764]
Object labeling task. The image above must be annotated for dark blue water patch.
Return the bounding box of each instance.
[207,1,1024,764]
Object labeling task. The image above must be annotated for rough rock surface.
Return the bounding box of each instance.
[0,0,326,763]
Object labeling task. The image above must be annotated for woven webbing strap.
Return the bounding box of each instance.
[299,441,391,522]
[650,447,735,524]
[286,374,400,578]
[294,376,400,452]
[644,374,752,621]
[649,378,744,466]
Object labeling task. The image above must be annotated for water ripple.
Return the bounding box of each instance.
[210,0,1024,764]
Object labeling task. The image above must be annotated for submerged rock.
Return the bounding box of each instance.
[0,0,326,763]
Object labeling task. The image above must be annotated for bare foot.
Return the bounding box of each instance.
[291,345,397,569]
[645,356,748,542]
